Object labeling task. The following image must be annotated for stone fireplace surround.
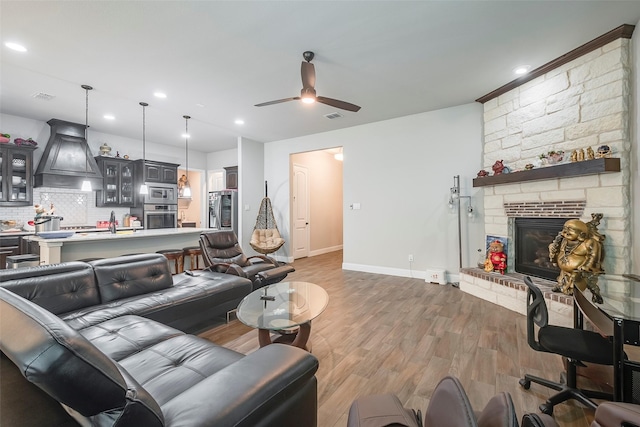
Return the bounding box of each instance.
[459,26,633,327]
[460,200,587,328]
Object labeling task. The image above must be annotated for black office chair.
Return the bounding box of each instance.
[519,276,614,415]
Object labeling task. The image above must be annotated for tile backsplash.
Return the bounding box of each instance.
[2,187,132,227]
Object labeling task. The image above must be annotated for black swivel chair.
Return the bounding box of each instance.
[199,230,294,290]
[519,276,614,415]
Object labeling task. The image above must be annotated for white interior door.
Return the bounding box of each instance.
[292,164,309,259]
[209,171,224,191]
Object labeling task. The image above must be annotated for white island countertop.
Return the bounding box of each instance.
[25,228,210,265]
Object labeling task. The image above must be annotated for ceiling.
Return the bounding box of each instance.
[2,1,640,153]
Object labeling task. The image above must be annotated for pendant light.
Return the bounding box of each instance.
[80,84,93,192]
[182,115,191,198]
[139,102,149,195]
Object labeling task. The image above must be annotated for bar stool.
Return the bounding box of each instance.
[182,246,203,271]
[156,249,183,274]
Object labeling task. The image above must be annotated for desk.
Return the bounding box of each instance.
[574,274,640,403]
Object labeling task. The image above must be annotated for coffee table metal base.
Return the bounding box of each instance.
[258,322,311,350]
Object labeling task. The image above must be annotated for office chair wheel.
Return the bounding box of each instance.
[539,402,553,415]
[519,378,531,390]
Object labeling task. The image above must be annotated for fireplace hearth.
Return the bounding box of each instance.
[514,217,567,281]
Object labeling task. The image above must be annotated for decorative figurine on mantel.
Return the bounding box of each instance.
[548,213,605,303]
[491,160,510,175]
[484,239,507,274]
[596,145,612,158]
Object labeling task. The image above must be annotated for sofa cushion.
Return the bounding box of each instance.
[0,262,99,314]
[90,254,174,303]
[61,270,252,330]
[0,288,163,425]
[119,334,244,406]
[79,315,184,361]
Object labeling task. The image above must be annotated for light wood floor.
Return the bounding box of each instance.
[199,250,613,427]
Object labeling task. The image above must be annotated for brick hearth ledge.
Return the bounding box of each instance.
[459,268,574,328]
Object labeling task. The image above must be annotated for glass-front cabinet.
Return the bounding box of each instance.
[95,157,135,207]
[0,144,36,206]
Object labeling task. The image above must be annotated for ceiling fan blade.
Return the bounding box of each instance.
[301,61,316,89]
[316,96,361,112]
[255,97,300,107]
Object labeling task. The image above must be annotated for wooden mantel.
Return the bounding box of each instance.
[473,158,620,187]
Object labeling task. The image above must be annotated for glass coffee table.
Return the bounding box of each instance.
[236,281,329,351]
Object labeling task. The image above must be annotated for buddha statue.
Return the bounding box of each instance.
[548,214,605,303]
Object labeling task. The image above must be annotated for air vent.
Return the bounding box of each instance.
[32,92,56,101]
[324,112,343,120]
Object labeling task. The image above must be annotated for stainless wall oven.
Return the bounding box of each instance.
[143,204,178,229]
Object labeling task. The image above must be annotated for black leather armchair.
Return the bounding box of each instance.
[519,276,614,415]
[199,230,294,290]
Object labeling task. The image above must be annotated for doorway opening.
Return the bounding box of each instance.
[290,148,344,260]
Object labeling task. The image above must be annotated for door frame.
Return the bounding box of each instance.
[291,163,310,259]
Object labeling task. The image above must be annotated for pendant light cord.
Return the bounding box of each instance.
[81,84,93,187]
[183,115,191,183]
[82,85,92,174]
[141,102,148,161]
[138,102,149,195]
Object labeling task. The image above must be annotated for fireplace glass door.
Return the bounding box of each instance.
[514,218,567,280]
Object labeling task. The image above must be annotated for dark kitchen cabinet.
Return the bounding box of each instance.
[224,166,238,189]
[0,235,21,270]
[95,157,135,207]
[136,160,178,184]
[0,144,36,207]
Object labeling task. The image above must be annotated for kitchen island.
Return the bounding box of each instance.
[24,228,210,265]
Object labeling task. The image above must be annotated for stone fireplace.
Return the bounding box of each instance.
[459,25,633,327]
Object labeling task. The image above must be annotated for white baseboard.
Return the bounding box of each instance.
[341,262,425,281]
[309,245,343,257]
[341,263,458,284]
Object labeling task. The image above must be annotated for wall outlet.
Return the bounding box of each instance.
[408,254,414,262]
[425,269,447,285]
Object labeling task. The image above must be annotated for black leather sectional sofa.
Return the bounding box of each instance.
[0,253,319,427]
[0,253,253,332]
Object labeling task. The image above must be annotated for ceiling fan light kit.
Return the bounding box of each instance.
[255,51,361,112]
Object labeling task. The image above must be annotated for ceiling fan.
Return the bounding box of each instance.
[255,51,361,112]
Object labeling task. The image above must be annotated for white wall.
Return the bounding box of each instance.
[205,148,237,192]
[265,102,485,281]
[239,137,264,251]
[633,20,640,273]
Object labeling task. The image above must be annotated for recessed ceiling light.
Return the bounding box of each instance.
[182,133,190,139]
[154,92,167,99]
[103,114,115,120]
[5,42,27,52]
[234,119,245,125]
[513,65,531,75]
